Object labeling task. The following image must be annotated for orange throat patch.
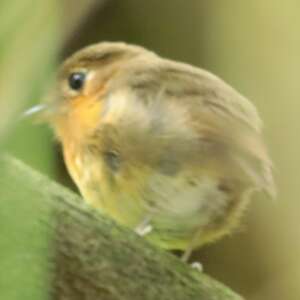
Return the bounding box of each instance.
[54,95,103,146]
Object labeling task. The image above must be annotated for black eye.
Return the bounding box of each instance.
[68,72,86,91]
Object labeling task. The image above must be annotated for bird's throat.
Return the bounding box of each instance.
[54,95,102,145]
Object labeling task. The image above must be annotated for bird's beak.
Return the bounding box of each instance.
[23,104,48,117]
[22,103,57,123]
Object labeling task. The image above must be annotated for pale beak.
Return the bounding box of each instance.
[22,103,57,123]
[23,104,48,118]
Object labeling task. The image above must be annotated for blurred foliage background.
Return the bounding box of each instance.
[0,1,299,299]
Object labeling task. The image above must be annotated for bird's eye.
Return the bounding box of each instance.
[68,72,86,91]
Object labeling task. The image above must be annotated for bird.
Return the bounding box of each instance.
[29,42,275,262]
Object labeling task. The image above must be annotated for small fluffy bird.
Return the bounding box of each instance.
[33,42,275,261]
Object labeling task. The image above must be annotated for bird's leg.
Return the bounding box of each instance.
[181,245,193,263]
[135,216,153,236]
[181,231,203,272]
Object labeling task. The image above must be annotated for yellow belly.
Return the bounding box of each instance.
[63,147,250,250]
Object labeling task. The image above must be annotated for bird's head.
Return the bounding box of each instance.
[24,42,152,143]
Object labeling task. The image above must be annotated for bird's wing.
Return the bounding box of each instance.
[163,60,276,197]
[119,56,276,197]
